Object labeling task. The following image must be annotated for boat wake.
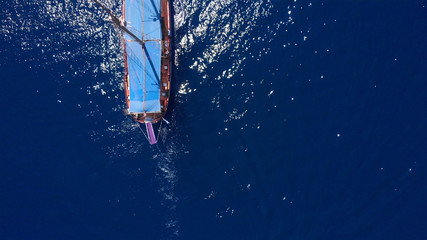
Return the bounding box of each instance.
[2,0,182,237]
[1,0,309,237]
[153,142,181,238]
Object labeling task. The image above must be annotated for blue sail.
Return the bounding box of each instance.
[125,0,162,113]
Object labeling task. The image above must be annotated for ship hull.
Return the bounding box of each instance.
[123,0,171,124]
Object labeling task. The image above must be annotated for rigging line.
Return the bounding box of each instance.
[126,24,161,43]
[138,122,150,142]
[141,0,146,112]
[143,40,162,53]
[128,65,144,103]
[135,0,143,23]
[127,26,145,40]
[142,0,146,112]
[129,58,143,86]
[127,46,157,89]
[143,44,161,84]
[126,44,160,76]
[92,0,145,48]
[127,52,144,75]
[140,0,160,84]
[141,0,144,39]
[127,25,142,35]
[148,0,161,20]
[157,118,163,142]
[127,45,159,90]
[127,68,143,111]
[155,143,162,152]
[143,42,163,54]
[143,0,157,17]
[126,44,160,75]
[143,39,146,112]
[127,49,144,73]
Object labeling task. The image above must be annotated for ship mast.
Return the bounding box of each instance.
[92,0,146,47]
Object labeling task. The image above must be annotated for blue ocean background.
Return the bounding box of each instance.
[1,0,426,239]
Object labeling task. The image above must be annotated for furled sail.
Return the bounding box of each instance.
[125,0,162,113]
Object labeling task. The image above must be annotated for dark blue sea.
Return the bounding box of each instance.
[1,0,427,239]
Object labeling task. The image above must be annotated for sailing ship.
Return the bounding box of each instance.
[93,0,171,144]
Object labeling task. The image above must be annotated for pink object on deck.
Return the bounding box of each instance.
[145,122,157,144]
